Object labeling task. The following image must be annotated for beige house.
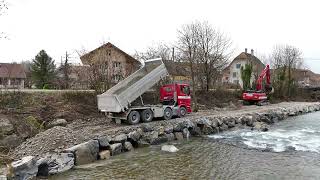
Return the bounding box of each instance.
[80,42,140,87]
[0,63,26,89]
[222,48,265,88]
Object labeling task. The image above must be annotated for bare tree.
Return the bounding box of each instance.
[270,44,303,97]
[196,21,232,90]
[177,22,199,111]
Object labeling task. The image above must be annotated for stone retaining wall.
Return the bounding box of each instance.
[5,102,320,179]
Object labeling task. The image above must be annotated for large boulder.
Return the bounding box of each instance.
[142,131,159,144]
[219,123,229,132]
[182,128,190,139]
[96,136,111,149]
[150,135,168,145]
[189,126,202,136]
[161,145,179,153]
[110,143,122,156]
[111,134,127,143]
[0,115,14,135]
[0,134,23,148]
[37,153,74,175]
[164,125,174,134]
[7,156,38,180]
[99,150,111,160]
[64,140,99,165]
[128,129,142,142]
[252,122,269,132]
[174,132,184,140]
[46,119,67,129]
[165,133,175,141]
[123,141,133,151]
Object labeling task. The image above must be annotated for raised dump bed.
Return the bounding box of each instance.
[97,58,168,113]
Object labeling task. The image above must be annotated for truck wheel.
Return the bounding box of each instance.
[163,107,173,120]
[127,111,140,125]
[179,107,187,117]
[141,109,153,122]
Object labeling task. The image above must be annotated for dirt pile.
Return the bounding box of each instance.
[11,126,86,160]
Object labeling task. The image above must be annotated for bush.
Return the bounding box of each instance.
[25,116,44,130]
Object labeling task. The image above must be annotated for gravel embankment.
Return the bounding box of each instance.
[10,102,319,159]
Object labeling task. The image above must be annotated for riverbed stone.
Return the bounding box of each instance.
[150,135,168,145]
[141,123,154,132]
[161,145,179,153]
[137,140,150,147]
[96,135,111,149]
[123,141,133,151]
[111,133,127,143]
[110,143,122,156]
[182,128,190,139]
[0,134,23,148]
[65,140,99,165]
[189,126,202,136]
[219,123,229,131]
[46,119,67,129]
[174,132,184,140]
[165,133,175,141]
[252,122,269,132]
[0,115,14,135]
[37,152,74,175]
[99,150,111,160]
[128,130,142,143]
[8,156,38,180]
[164,125,174,134]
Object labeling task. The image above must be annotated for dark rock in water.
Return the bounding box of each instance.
[110,143,122,156]
[286,146,296,152]
[219,123,229,132]
[111,133,127,143]
[182,128,190,139]
[44,153,74,174]
[137,139,150,147]
[189,126,202,136]
[64,140,99,165]
[123,141,133,151]
[150,135,168,145]
[8,156,38,180]
[96,136,111,149]
[165,133,175,141]
[174,132,184,140]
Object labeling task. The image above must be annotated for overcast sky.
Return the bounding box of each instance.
[1,0,320,72]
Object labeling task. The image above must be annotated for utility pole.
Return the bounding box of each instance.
[172,47,175,62]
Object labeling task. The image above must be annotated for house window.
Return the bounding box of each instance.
[113,74,122,82]
[233,80,239,84]
[113,62,121,68]
[233,72,237,78]
[236,64,241,69]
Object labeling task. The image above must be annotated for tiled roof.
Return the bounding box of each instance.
[0,63,26,79]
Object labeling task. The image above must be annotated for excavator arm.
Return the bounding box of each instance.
[256,64,272,92]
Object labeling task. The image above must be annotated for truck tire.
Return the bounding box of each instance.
[127,110,140,125]
[163,107,173,120]
[141,109,153,122]
[179,106,187,117]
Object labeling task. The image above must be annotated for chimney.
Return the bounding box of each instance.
[245,48,247,53]
[251,49,254,55]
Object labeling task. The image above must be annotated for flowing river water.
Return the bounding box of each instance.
[52,112,320,180]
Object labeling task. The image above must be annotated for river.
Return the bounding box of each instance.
[51,111,320,180]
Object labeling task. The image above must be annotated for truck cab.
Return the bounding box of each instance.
[160,83,192,116]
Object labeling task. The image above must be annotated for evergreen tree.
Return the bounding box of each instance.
[31,50,56,88]
[240,64,253,90]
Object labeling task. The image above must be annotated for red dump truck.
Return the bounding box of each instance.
[97,58,191,124]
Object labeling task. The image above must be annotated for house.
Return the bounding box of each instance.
[293,69,320,87]
[165,61,192,84]
[56,65,90,89]
[222,48,265,88]
[0,63,26,89]
[80,42,140,86]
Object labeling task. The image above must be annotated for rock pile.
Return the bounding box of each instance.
[6,102,320,179]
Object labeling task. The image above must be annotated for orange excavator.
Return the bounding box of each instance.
[242,64,273,105]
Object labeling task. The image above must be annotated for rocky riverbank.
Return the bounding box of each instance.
[4,102,320,179]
